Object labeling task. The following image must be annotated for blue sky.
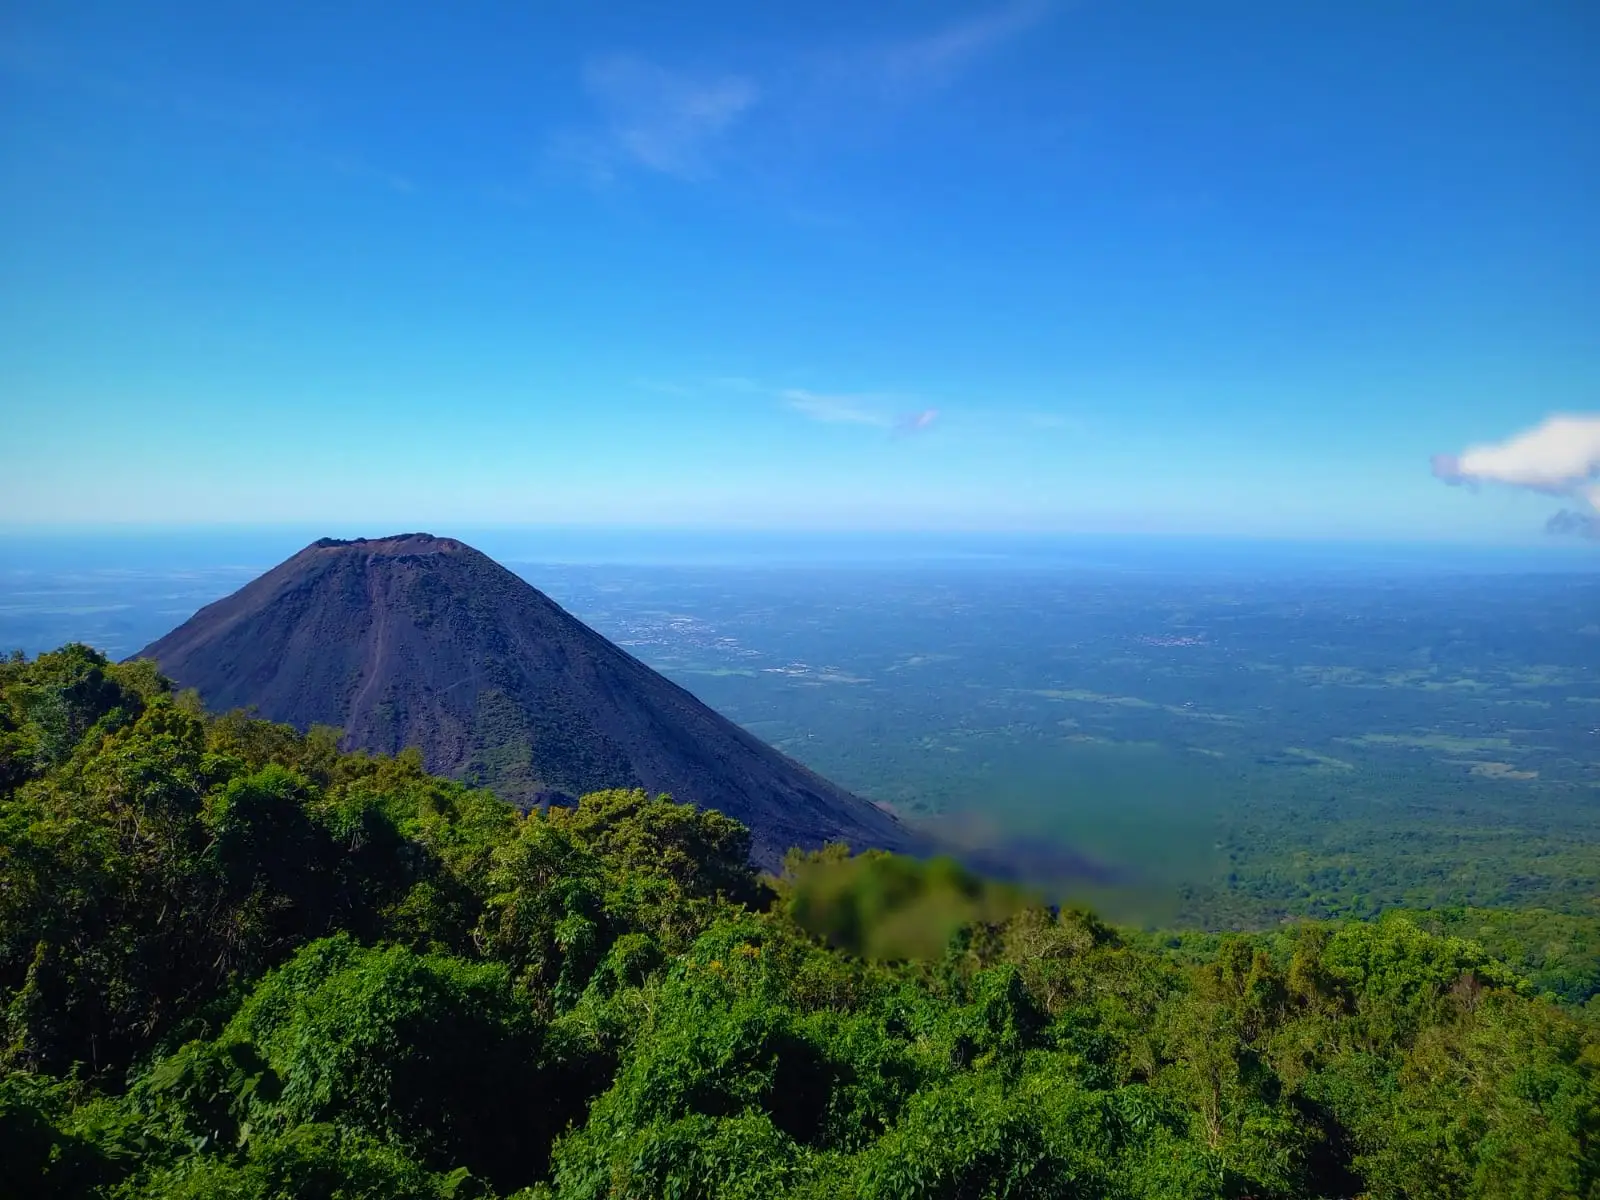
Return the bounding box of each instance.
[2,2,1595,540]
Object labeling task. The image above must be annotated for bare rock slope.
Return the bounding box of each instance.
[134,533,913,865]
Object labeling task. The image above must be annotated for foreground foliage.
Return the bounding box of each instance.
[2,645,1597,1198]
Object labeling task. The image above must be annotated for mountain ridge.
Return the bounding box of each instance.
[133,533,914,865]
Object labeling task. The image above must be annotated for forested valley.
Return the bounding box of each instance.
[3,645,1596,1199]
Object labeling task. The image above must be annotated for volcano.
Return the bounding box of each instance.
[133,533,912,865]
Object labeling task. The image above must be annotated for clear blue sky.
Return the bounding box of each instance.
[2,2,1595,540]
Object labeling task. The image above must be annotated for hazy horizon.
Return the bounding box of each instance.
[3,523,1598,575]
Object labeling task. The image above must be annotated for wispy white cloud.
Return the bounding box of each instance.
[895,408,941,436]
[783,388,938,435]
[784,389,896,426]
[568,55,759,181]
[1433,413,1600,539]
[559,4,1052,188]
[628,375,939,435]
[878,1,1052,94]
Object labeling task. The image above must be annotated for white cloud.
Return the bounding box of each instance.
[1433,413,1600,494]
[783,389,896,426]
[895,408,940,435]
[783,388,939,436]
[576,56,758,180]
[1433,413,1600,539]
[560,4,1052,187]
[880,1,1051,94]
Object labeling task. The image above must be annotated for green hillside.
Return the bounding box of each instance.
[3,645,1596,1199]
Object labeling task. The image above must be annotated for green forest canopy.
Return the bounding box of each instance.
[2,645,1597,1199]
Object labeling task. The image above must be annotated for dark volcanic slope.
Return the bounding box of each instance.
[134,533,912,865]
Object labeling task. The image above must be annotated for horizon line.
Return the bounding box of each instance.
[0,521,1593,554]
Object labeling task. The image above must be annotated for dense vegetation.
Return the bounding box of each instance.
[10,561,1600,932]
[538,564,1600,929]
[3,645,1597,1199]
